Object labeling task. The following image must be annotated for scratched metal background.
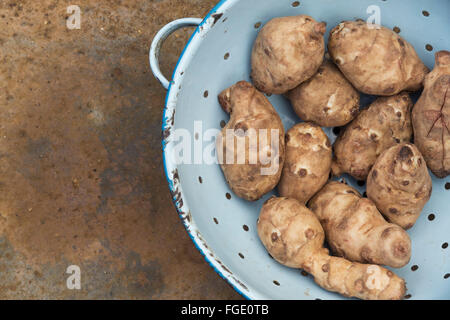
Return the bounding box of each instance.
[0,0,241,299]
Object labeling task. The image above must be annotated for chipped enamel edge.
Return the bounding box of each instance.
[155,0,254,300]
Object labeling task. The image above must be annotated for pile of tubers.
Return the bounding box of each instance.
[216,15,449,300]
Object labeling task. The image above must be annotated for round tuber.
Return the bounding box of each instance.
[328,20,429,96]
[367,143,432,229]
[287,59,360,127]
[251,15,326,94]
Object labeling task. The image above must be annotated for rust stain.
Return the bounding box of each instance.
[0,0,241,299]
[212,13,223,25]
[232,276,249,291]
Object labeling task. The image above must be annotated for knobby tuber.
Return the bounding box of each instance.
[216,81,285,201]
[332,93,413,180]
[257,197,406,300]
[328,20,428,96]
[251,15,326,94]
[412,50,450,178]
[278,122,331,203]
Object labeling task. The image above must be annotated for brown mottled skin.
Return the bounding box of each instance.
[332,93,413,180]
[288,60,360,127]
[412,50,450,178]
[328,20,429,96]
[258,197,406,300]
[251,15,326,95]
[217,81,285,201]
[278,122,331,204]
[309,181,412,268]
[367,144,432,229]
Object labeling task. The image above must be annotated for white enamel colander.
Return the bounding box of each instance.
[150,0,450,299]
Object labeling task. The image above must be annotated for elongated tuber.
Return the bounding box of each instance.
[278,122,331,203]
[412,50,450,178]
[216,81,285,201]
[332,93,413,180]
[257,197,406,300]
[309,181,411,268]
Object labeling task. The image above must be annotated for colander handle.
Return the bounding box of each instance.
[149,18,203,90]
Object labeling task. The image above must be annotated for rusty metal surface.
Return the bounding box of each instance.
[0,0,241,299]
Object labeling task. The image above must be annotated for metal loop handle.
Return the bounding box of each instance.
[149,18,203,90]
